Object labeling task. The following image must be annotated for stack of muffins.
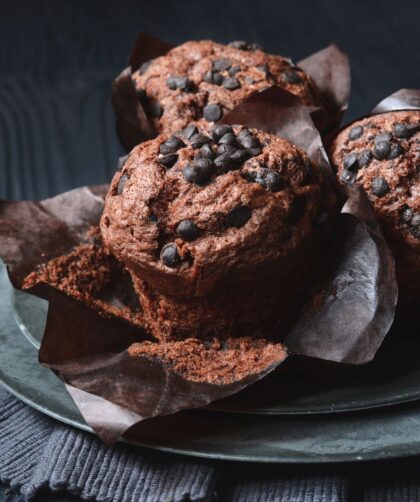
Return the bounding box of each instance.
[102,36,418,348]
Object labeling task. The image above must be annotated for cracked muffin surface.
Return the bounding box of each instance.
[101,123,336,339]
[329,110,420,320]
[132,40,321,135]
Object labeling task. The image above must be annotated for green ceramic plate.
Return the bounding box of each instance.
[3,262,420,463]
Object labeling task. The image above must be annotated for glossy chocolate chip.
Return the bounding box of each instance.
[411,214,420,227]
[139,60,151,75]
[177,220,199,241]
[228,41,248,50]
[239,134,260,149]
[402,207,414,223]
[230,149,249,163]
[216,144,237,156]
[266,171,282,192]
[117,174,129,195]
[375,132,393,144]
[158,153,178,168]
[248,146,263,157]
[117,155,129,171]
[160,244,180,267]
[211,124,232,140]
[218,132,237,146]
[214,153,232,172]
[223,77,240,90]
[183,158,214,185]
[167,75,194,92]
[349,126,364,141]
[284,70,302,84]
[371,177,390,197]
[343,153,359,171]
[190,133,210,149]
[212,59,231,72]
[160,136,185,154]
[228,65,241,76]
[341,169,356,184]
[358,150,373,167]
[182,124,199,140]
[393,123,410,138]
[374,141,391,160]
[387,143,403,159]
[203,104,223,122]
[226,206,252,228]
[204,71,223,85]
[195,144,214,161]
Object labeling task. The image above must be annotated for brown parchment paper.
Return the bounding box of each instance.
[112,33,350,151]
[0,89,396,443]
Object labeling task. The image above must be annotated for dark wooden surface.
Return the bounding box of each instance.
[1,1,420,499]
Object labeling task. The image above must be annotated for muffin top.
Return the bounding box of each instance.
[329,110,420,254]
[101,123,335,297]
[132,40,321,134]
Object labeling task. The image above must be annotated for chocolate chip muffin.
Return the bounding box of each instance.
[132,40,321,135]
[329,111,420,321]
[101,123,336,340]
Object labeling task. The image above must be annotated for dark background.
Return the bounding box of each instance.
[1,0,420,201]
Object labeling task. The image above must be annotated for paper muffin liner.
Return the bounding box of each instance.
[0,89,396,444]
[112,33,350,151]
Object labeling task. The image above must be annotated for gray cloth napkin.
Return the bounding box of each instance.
[3,386,420,502]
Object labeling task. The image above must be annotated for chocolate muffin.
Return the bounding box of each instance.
[329,111,420,320]
[101,123,337,340]
[132,40,321,135]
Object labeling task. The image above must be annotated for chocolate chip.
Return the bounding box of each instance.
[341,169,356,184]
[226,206,252,228]
[410,226,420,238]
[228,41,248,50]
[393,123,410,138]
[177,220,199,241]
[203,104,223,122]
[158,153,178,168]
[284,70,302,84]
[230,149,249,163]
[182,124,199,140]
[223,77,241,90]
[183,158,214,185]
[139,60,151,75]
[239,134,260,149]
[197,144,215,160]
[228,65,241,76]
[166,76,178,90]
[218,132,237,146]
[348,126,364,141]
[248,147,263,157]
[160,136,185,154]
[256,64,269,75]
[371,177,390,197]
[358,150,373,167]
[212,59,231,72]
[211,124,232,140]
[190,133,210,149]
[160,244,180,267]
[204,71,223,85]
[402,207,414,223]
[411,214,420,227]
[148,100,163,118]
[136,88,147,102]
[216,144,237,156]
[343,153,359,171]
[374,141,391,160]
[249,42,262,50]
[167,75,194,92]
[214,153,232,172]
[117,155,129,171]
[149,214,158,224]
[117,174,129,195]
[375,132,393,144]
[266,171,282,192]
[387,143,403,159]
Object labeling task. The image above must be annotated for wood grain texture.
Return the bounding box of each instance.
[1,0,420,200]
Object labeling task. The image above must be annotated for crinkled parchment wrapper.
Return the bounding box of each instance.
[0,89,396,444]
[112,33,350,151]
